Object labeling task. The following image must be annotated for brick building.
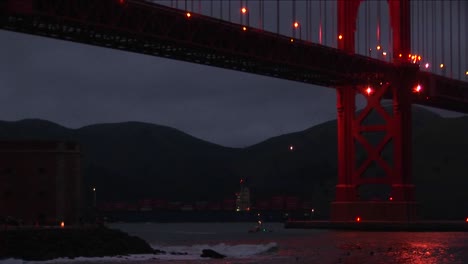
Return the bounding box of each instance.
[0,141,82,225]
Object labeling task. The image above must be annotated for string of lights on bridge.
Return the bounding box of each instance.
[119,0,467,96]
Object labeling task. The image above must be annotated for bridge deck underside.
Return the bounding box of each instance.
[1,0,468,112]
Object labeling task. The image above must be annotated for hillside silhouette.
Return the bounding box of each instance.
[0,106,467,219]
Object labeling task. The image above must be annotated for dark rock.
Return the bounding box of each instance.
[200,249,226,259]
[0,226,155,261]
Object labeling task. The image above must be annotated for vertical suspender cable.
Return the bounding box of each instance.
[258,0,261,29]
[466,0,468,76]
[260,0,264,30]
[310,0,313,42]
[277,0,280,34]
[422,1,426,62]
[410,0,414,55]
[450,1,453,78]
[432,1,436,72]
[228,0,231,22]
[324,0,327,46]
[331,1,335,48]
[377,0,381,45]
[357,5,360,54]
[319,0,322,44]
[191,0,194,12]
[292,0,296,37]
[306,0,309,41]
[246,0,249,26]
[441,1,444,75]
[418,0,422,56]
[365,1,369,56]
[185,0,187,10]
[210,0,213,17]
[220,0,223,19]
[457,0,461,79]
[388,8,392,62]
[240,0,243,24]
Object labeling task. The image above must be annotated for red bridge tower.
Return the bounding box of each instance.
[332,0,419,222]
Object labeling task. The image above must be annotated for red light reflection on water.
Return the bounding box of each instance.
[330,232,466,264]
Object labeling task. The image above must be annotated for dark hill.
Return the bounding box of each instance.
[0,106,467,220]
[0,119,240,203]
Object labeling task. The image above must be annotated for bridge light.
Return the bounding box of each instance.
[289,145,294,151]
[241,7,247,14]
[424,63,430,69]
[356,217,361,222]
[398,53,402,58]
[466,217,468,222]
[417,55,422,61]
[186,12,191,18]
[382,51,387,56]
[293,22,299,28]
[242,26,247,31]
[376,45,381,51]
[290,38,294,42]
[465,70,468,76]
[365,86,373,96]
[389,197,393,201]
[338,34,343,40]
[440,63,444,68]
[413,84,422,93]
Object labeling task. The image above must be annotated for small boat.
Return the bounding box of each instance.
[248,220,272,233]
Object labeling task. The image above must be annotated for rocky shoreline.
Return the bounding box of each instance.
[0,226,163,261]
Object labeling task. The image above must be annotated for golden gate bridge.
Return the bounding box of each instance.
[1,0,468,223]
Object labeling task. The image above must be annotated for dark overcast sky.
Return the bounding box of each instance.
[0,1,465,147]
